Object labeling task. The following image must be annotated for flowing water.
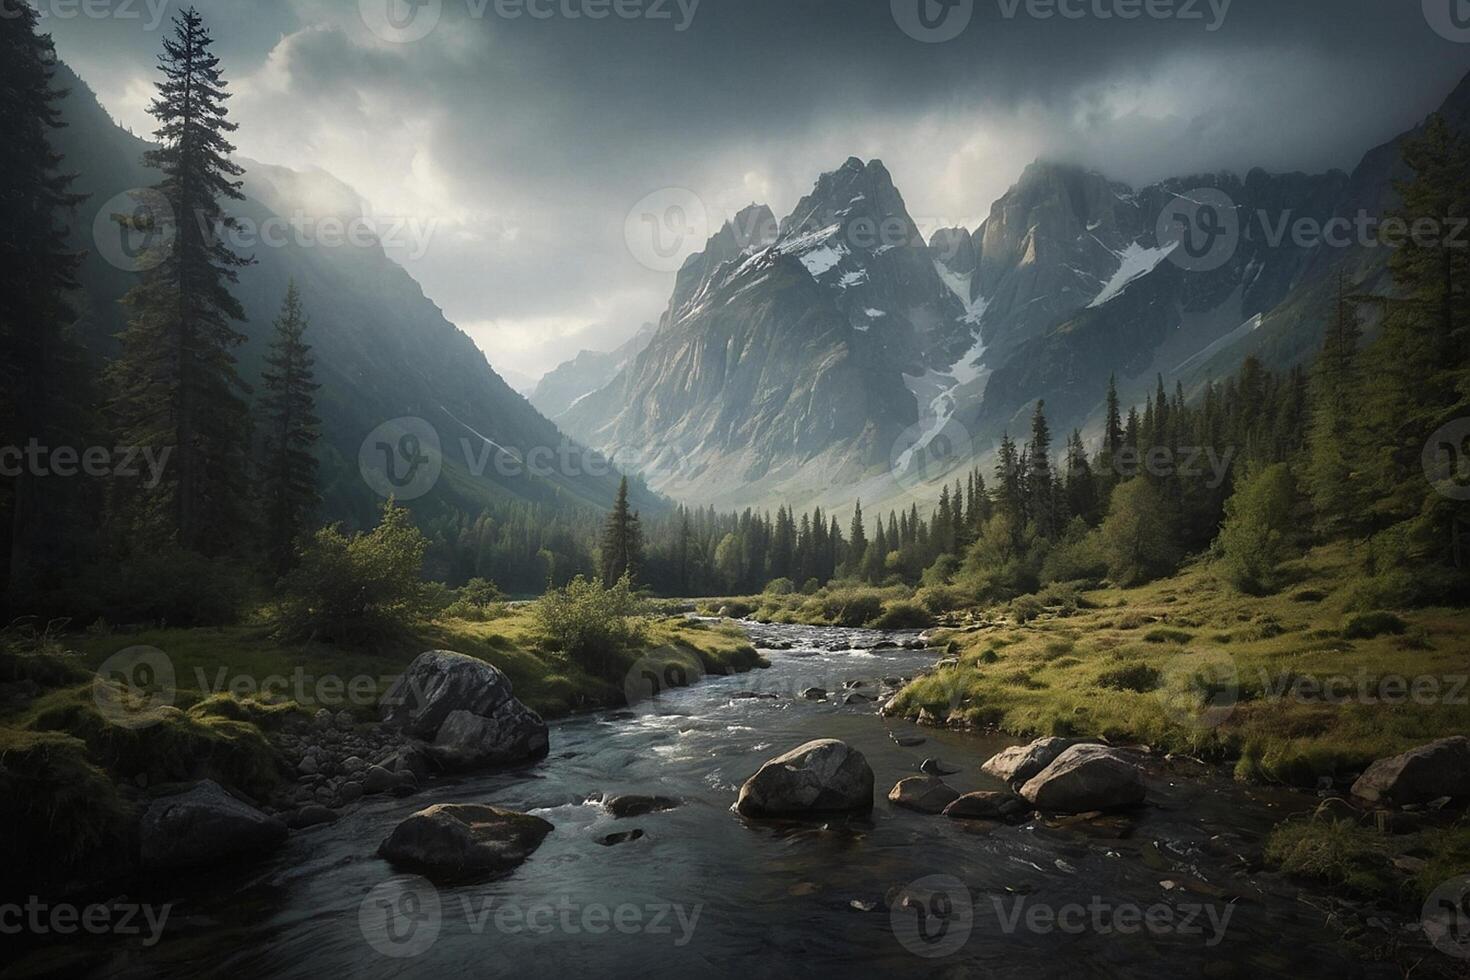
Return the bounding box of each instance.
[50,622,1387,979]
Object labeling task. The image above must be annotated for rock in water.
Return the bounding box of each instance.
[982,737,1097,784]
[736,739,874,818]
[1351,737,1470,805]
[381,651,549,771]
[140,780,287,869]
[1018,745,1146,813]
[919,758,960,776]
[604,794,679,818]
[379,803,553,878]
[942,791,1030,821]
[597,829,646,846]
[887,777,960,814]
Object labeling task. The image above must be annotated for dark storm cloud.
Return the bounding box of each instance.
[39,0,1470,376]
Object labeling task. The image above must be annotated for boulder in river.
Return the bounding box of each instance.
[1018,745,1146,813]
[379,803,553,878]
[431,706,551,771]
[381,651,549,770]
[736,739,874,818]
[982,737,1098,784]
[942,790,1030,822]
[1350,737,1470,806]
[887,776,960,814]
[597,829,646,846]
[919,758,960,776]
[140,780,287,870]
[604,794,679,818]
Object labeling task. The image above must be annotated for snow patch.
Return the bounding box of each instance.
[1087,241,1173,309]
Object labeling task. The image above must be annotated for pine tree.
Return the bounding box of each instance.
[847,500,868,576]
[0,0,91,597]
[1027,400,1057,538]
[259,281,320,573]
[600,476,643,585]
[1065,429,1098,525]
[1304,275,1363,536]
[108,6,254,553]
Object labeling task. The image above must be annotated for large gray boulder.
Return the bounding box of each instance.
[381,651,548,771]
[1351,737,1470,805]
[983,737,1097,784]
[1018,745,1146,813]
[736,739,874,818]
[378,803,552,878]
[140,780,287,869]
[432,707,550,771]
[887,776,960,814]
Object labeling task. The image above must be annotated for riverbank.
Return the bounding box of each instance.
[0,609,764,894]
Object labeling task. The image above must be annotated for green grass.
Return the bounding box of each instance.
[886,543,1470,782]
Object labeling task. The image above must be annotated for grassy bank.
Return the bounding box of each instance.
[0,608,763,891]
[885,542,1470,787]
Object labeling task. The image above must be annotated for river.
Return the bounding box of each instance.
[64,621,1382,979]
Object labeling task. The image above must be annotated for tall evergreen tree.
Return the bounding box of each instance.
[108,6,254,553]
[1304,275,1363,536]
[599,476,643,585]
[846,500,868,576]
[0,0,91,598]
[259,281,320,573]
[1027,401,1058,538]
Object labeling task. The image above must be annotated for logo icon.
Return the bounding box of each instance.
[359,876,442,958]
[625,188,709,273]
[1157,649,1239,730]
[890,874,974,958]
[623,645,710,705]
[1156,188,1240,272]
[359,0,443,44]
[1424,0,1470,42]
[93,188,176,273]
[1424,418,1470,501]
[1424,876,1470,958]
[359,417,443,501]
[93,646,176,729]
[891,0,973,43]
[890,416,973,493]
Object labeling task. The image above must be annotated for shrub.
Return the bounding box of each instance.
[1096,663,1162,693]
[763,577,796,595]
[1008,595,1043,624]
[1342,611,1407,640]
[1143,627,1193,644]
[1098,479,1180,586]
[274,500,433,647]
[1216,463,1298,594]
[104,545,250,626]
[533,574,646,676]
[915,585,965,615]
[871,600,933,630]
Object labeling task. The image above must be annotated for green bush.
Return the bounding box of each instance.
[1342,611,1407,639]
[104,545,250,626]
[274,500,434,647]
[871,600,934,630]
[533,574,646,677]
[1143,627,1193,644]
[1217,463,1298,594]
[1008,595,1043,624]
[763,578,796,595]
[1096,663,1162,693]
[915,585,965,615]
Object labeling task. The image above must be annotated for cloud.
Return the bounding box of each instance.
[42,0,1470,377]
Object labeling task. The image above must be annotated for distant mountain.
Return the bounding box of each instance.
[558,69,1470,514]
[529,322,656,420]
[52,63,655,528]
[559,160,983,510]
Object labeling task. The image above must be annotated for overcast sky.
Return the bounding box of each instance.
[41,0,1470,380]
